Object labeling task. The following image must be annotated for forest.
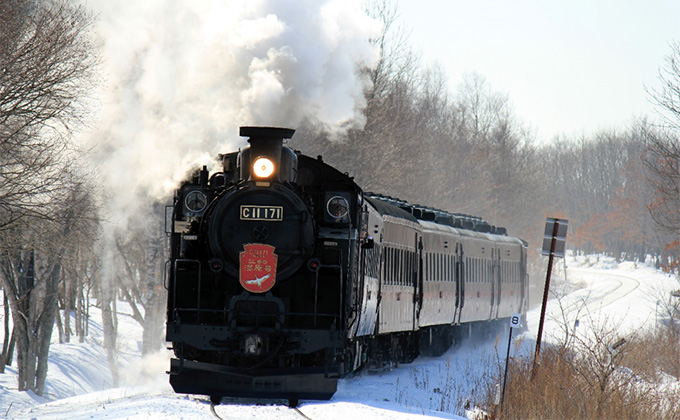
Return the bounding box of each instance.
[1,0,679,398]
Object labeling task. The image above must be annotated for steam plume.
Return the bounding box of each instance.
[78,0,381,219]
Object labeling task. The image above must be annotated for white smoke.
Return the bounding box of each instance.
[77,0,381,222]
[71,4,382,355]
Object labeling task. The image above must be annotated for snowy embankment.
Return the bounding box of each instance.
[1,254,678,419]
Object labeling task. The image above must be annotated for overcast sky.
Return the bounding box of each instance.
[398,0,680,142]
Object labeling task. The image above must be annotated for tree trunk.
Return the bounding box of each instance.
[0,330,16,372]
[12,249,37,392]
[0,291,14,372]
[100,247,119,386]
[35,262,61,396]
[75,274,84,342]
[142,233,166,355]
[55,306,64,344]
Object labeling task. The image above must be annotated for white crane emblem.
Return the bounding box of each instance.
[245,273,271,287]
[239,244,278,293]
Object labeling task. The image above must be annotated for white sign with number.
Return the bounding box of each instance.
[510,313,521,328]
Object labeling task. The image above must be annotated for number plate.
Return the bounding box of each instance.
[240,205,283,221]
[510,313,521,328]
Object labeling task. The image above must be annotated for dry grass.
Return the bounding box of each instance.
[484,327,680,420]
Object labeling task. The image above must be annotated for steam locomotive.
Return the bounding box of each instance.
[165,126,528,405]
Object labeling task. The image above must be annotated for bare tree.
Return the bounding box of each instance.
[0,173,98,394]
[643,42,680,234]
[0,0,97,230]
[642,42,680,273]
[642,128,680,235]
[54,181,99,344]
[114,203,168,356]
[0,0,98,395]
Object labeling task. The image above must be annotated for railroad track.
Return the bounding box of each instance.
[545,268,642,331]
[292,406,315,420]
[207,397,315,420]
[568,269,640,311]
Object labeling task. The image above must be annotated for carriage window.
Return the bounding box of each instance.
[463,257,467,283]
[394,249,398,286]
[467,257,471,283]
[431,253,436,281]
[413,251,418,286]
[409,251,418,286]
[511,262,515,283]
[406,251,410,286]
[385,248,389,285]
[504,262,507,283]
[401,249,406,286]
[449,255,453,282]
[441,254,444,281]
[482,258,486,283]
[406,250,410,286]
[471,258,475,283]
[396,249,401,286]
[393,248,398,285]
[385,247,390,285]
[399,249,403,286]
[440,253,444,281]
[431,253,435,282]
[397,249,401,285]
[426,253,430,281]
[480,258,483,283]
[490,260,493,283]
[480,259,483,283]
[473,258,477,283]
[434,254,438,281]
[403,250,407,286]
[439,254,443,282]
[392,248,396,285]
[472,258,475,283]
[451,255,455,282]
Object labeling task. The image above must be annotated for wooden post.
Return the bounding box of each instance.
[500,313,521,411]
[532,220,560,379]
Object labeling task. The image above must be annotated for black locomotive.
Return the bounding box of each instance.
[165,126,528,405]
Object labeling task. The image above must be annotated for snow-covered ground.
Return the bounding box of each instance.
[1,254,678,419]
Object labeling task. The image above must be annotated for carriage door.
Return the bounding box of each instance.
[416,234,423,322]
[520,245,528,314]
[355,206,380,337]
[493,246,502,319]
[453,242,463,324]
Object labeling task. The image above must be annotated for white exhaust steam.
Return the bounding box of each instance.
[78,0,381,217]
[74,1,381,380]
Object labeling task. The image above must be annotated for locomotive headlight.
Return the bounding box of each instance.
[252,157,275,178]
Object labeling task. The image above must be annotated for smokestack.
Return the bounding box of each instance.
[238,126,296,183]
